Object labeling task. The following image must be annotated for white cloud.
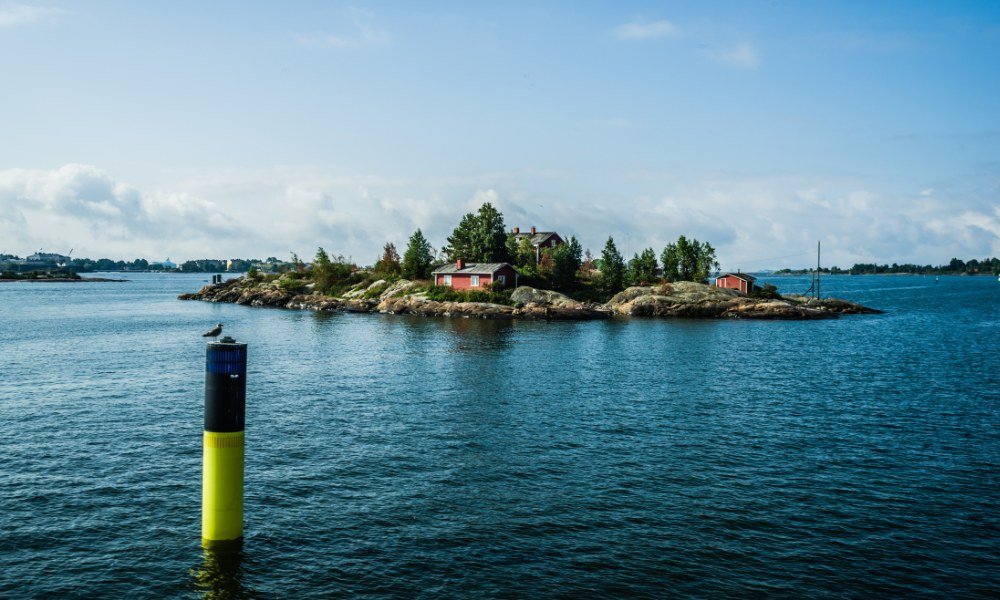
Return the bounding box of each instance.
[0,164,244,259]
[295,13,390,49]
[925,207,1000,255]
[0,2,61,28]
[2,164,997,268]
[706,42,760,69]
[613,19,679,41]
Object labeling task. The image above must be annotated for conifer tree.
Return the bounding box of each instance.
[549,235,583,289]
[444,202,510,262]
[599,236,626,294]
[312,247,333,292]
[401,229,434,279]
[628,247,658,285]
[661,235,718,283]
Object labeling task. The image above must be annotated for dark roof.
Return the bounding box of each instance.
[513,231,560,246]
[431,262,513,275]
[717,272,757,282]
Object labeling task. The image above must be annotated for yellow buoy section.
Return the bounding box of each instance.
[202,430,245,547]
[201,337,248,548]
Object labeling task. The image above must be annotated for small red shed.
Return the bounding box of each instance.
[432,260,519,290]
[714,272,757,294]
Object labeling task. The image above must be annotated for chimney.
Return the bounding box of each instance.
[513,227,520,234]
[456,259,465,270]
[530,226,536,235]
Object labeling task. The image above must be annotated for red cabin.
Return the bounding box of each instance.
[714,272,757,294]
[511,226,563,264]
[432,260,519,290]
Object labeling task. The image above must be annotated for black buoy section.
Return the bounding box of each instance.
[202,336,248,547]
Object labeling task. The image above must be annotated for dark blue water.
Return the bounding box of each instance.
[1,273,997,597]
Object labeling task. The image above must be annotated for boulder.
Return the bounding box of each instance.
[510,286,580,308]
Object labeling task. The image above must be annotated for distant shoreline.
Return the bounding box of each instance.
[0,277,128,283]
[766,272,998,277]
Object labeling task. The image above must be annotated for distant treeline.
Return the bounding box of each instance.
[0,256,291,273]
[775,257,1000,276]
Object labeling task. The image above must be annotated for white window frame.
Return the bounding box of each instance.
[497,275,506,285]
[443,274,452,285]
[470,275,480,287]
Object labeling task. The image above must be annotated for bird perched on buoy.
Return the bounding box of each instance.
[203,323,223,337]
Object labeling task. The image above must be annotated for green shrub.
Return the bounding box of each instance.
[751,283,781,299]
[424,285,512,305]
[277,275,305,292]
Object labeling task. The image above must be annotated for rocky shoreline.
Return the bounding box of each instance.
[178,276,881,321]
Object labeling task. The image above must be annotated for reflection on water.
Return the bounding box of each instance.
[191,546,256,599]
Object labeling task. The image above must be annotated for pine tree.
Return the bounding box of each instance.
[661,236,718,283]
[628,247,658,285]
[549,235,583,289]
[599,236,626,294]
[401,229,434,280]
[444,202,510,262]
[312,247,333,293]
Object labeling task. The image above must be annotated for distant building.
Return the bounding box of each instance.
[27,252,70,265]
[432,260,518,290]
[511,226,563,264]
[151,258,177,269]
[715,272,757,294]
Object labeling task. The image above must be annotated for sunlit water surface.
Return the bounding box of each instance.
[1,273,997,597]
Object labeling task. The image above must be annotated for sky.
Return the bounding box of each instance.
[1,0,998,270]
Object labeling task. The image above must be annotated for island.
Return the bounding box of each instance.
[179,275,879,321]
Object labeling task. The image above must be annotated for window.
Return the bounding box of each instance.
[497,275,506,285]
[470,275,480,287]
[443,275,452,285]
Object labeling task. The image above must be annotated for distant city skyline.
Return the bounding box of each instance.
[1,1,998,270]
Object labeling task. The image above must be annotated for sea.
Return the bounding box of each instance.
[0,273,997,598]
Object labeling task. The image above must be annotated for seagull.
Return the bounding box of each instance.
[203,323,223,337]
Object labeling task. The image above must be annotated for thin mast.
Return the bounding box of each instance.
[817,241,821,300]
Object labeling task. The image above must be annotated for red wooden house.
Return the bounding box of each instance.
[511,226,563,264]
[432,260,519,290]
[714,272,757,294]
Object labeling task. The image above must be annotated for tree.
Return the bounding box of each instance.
[661,235,718,283]
[444,202,510,263]
[290,252,306,274]
[508,233,537,268]
[599,236,626,294]
[581,248,597,279]
[312,247,333,292]
[549,235,582,289]
[374,242,401,275]
[628,247,658,285]
[401,229,434,280]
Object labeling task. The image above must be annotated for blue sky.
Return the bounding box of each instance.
[1,1,998,268]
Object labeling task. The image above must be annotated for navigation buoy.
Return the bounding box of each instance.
[202,336,247,548]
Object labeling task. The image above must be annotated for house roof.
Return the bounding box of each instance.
[431,262,513,275]
[717,272,757,282]
[513,231,560,246]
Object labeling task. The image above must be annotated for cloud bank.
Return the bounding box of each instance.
[1,164,997,268]
[0,2,61,28]
[613,19,679,41]
[706,42,760,69]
